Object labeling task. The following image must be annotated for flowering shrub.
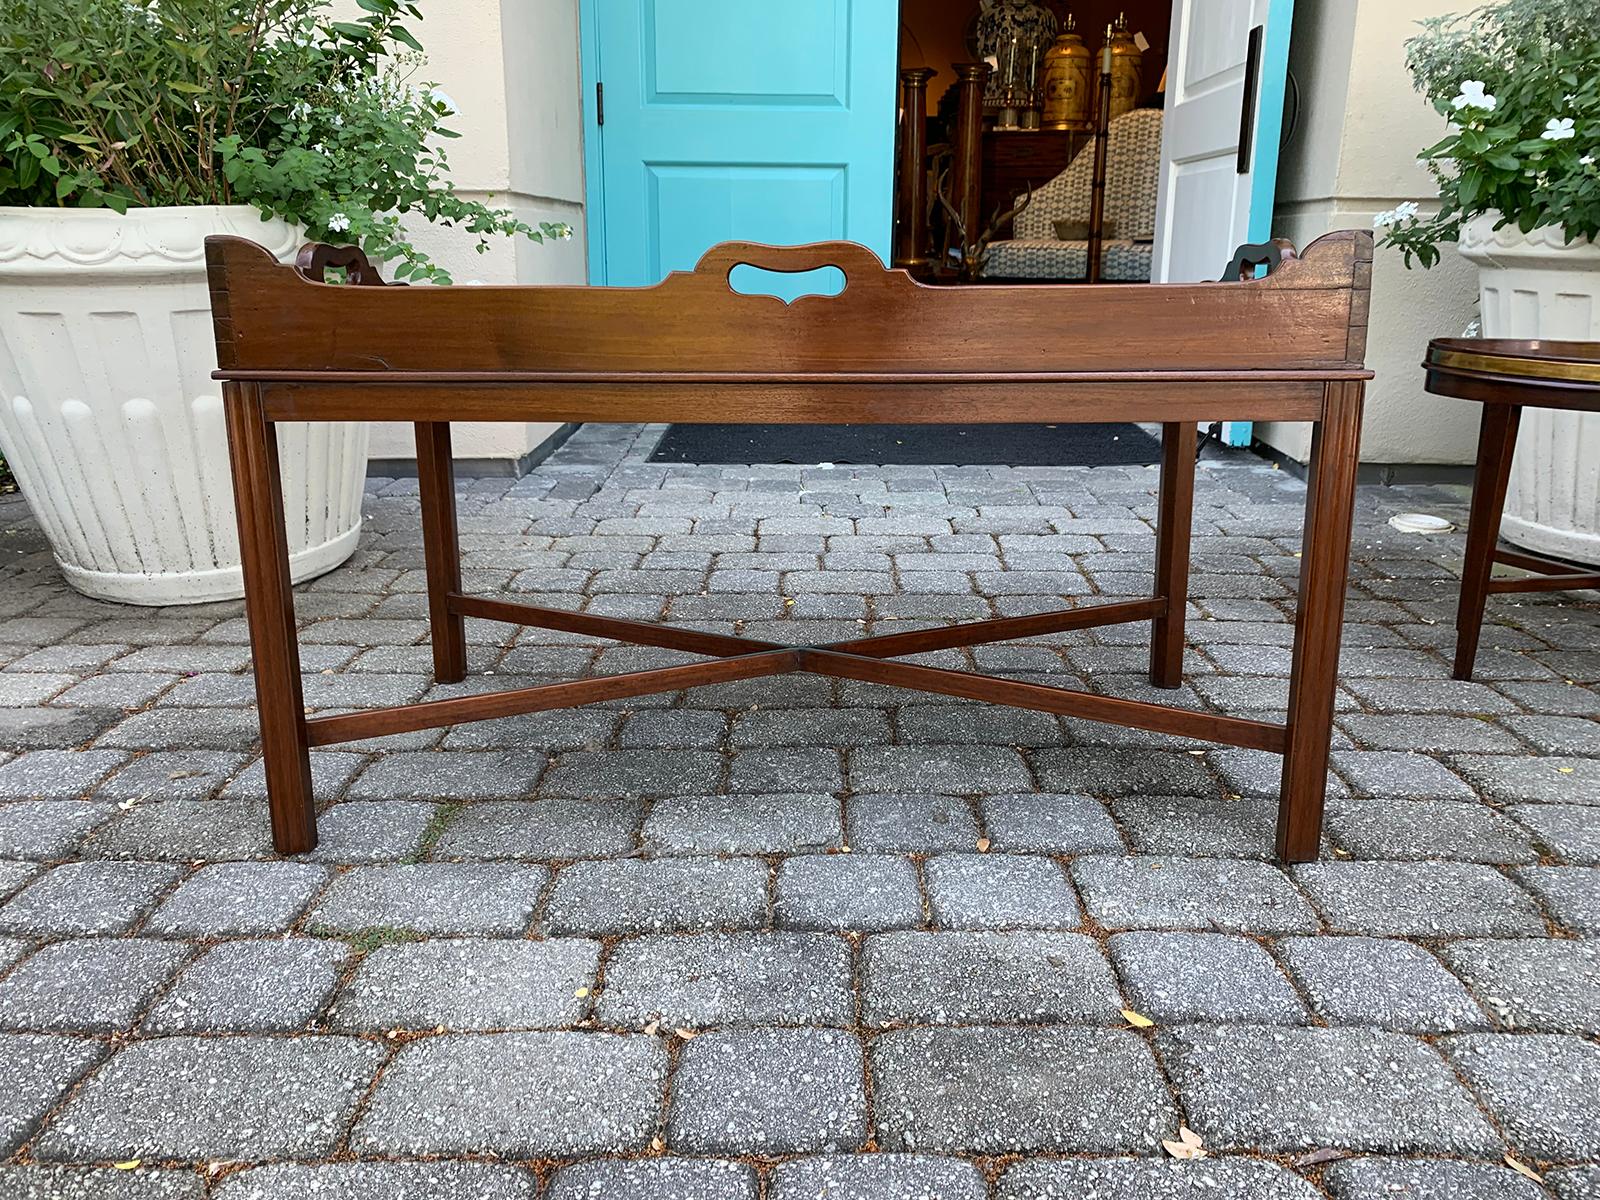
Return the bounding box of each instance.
[1377,0,1599,267]
[0,0,570,282]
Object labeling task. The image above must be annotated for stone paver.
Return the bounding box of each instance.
[863,930,1121,1026]
[332,937,598,1031]
[845,794,979,851]
[978,792,1124,853]
[308,863,548,935]
[2,431,1598,1184]
[144,861,329,936]
[1073,856,1319,933]
[642,793,841,854]
[668,1028,865,1153]
[34,1036,383,1161]
[0,1166,204,1198]
[546,1160,755,1200]
[1517,866,1600,934]
[1320,1157,1548,1200]
[774,853,923,931]
[0,1035,105,1156]
[542,857,767,935]
[353,1032,665,1156]
[769,1155,986,1200]
[925,853,1082,929]
[598,932,852,1028]
[1277,936,1488,1033]
[1294,861,1547,937]
[871,1026,1175,1152]
[1443,1033,1600,1160]
[1442,938,1600,1034]
[142,939,348,1033]
[997,1158,1320,1200]
[0,939,185,1032]
[1160,1024,1502,1155]
[0,862,179,936]
[1110,931,1306,1024]
[215,1162,538,1200]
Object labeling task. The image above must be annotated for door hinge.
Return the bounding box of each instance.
[596,81,604,126]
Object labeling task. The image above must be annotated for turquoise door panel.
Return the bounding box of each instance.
[588,0,897,300]
[1227,0,1294,448]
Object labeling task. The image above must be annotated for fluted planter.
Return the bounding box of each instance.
[0,206,368,604]
[1458,212,1600,566]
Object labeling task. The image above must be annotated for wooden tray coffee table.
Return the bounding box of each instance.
[207,232,1373,862]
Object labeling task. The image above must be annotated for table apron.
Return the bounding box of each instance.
[252,379,1330,424]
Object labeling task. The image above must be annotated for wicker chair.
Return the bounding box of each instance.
[981,108,1163,282]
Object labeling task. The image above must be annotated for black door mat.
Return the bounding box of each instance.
[647,422,1162,466]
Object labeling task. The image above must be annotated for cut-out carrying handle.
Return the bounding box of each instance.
[693,240,885,284]
[1220,239,1298,282]
[294,242,394,286]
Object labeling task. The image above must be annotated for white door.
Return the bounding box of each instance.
[1152,0,1289,281]
[1152,0,1291,443]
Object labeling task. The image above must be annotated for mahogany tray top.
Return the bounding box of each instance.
[206,231,1374,862]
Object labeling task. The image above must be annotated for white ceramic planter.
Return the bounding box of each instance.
[0,206,368,604]
[1458,212,1600,566]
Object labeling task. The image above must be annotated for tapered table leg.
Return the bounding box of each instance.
[415,421,467,683]
[1277,382,1364,862]
[1150,421,1197,688]
[226,383,316,854]
[1453,403,1521,681]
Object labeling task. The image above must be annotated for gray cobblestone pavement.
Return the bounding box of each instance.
[0,422,1596,1196]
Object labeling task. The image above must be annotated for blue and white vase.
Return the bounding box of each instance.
[972,0,1059,111]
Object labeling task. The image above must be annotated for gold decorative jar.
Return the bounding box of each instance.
[1101,11,1142,123]
[1040,16,1092,130]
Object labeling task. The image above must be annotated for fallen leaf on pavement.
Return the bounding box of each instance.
[1121,1008,1154,1028]
[1161,1125,1206,1159]
[1505,1156,1543,1183]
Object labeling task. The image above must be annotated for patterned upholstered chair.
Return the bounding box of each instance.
[981,108,1163,282]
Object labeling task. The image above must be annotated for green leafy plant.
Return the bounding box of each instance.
[0,0,570,282]
[1377,0,1599,267]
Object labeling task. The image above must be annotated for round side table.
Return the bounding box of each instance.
[1423,338,1600,681]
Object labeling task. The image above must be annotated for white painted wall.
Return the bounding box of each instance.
[335,0,589,469]
[1262,0,1479,465]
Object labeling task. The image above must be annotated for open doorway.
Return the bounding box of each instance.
[894,2,1173,283]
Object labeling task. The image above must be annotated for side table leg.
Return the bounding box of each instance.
[1278,382,1364,862]
[416,421,467,683]
[226,383,316,854]
[1453,404,1521,682]
[1150,421,1197,688]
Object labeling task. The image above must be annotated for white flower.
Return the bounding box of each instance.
[327,212,351,233]
[1583,154,1596,166]
[428,87,458,115]
[1542,117,1576,141]
[331,114,343,128]
[290,101,311,120]
[1393,201,1420,221]
[560,226,574,240]
[1372,209,1397,229]
[1450,80,1496,111]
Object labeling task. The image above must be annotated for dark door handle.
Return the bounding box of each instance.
[1237,24,1263,174]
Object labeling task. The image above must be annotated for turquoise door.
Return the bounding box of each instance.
[583,0,898,299]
